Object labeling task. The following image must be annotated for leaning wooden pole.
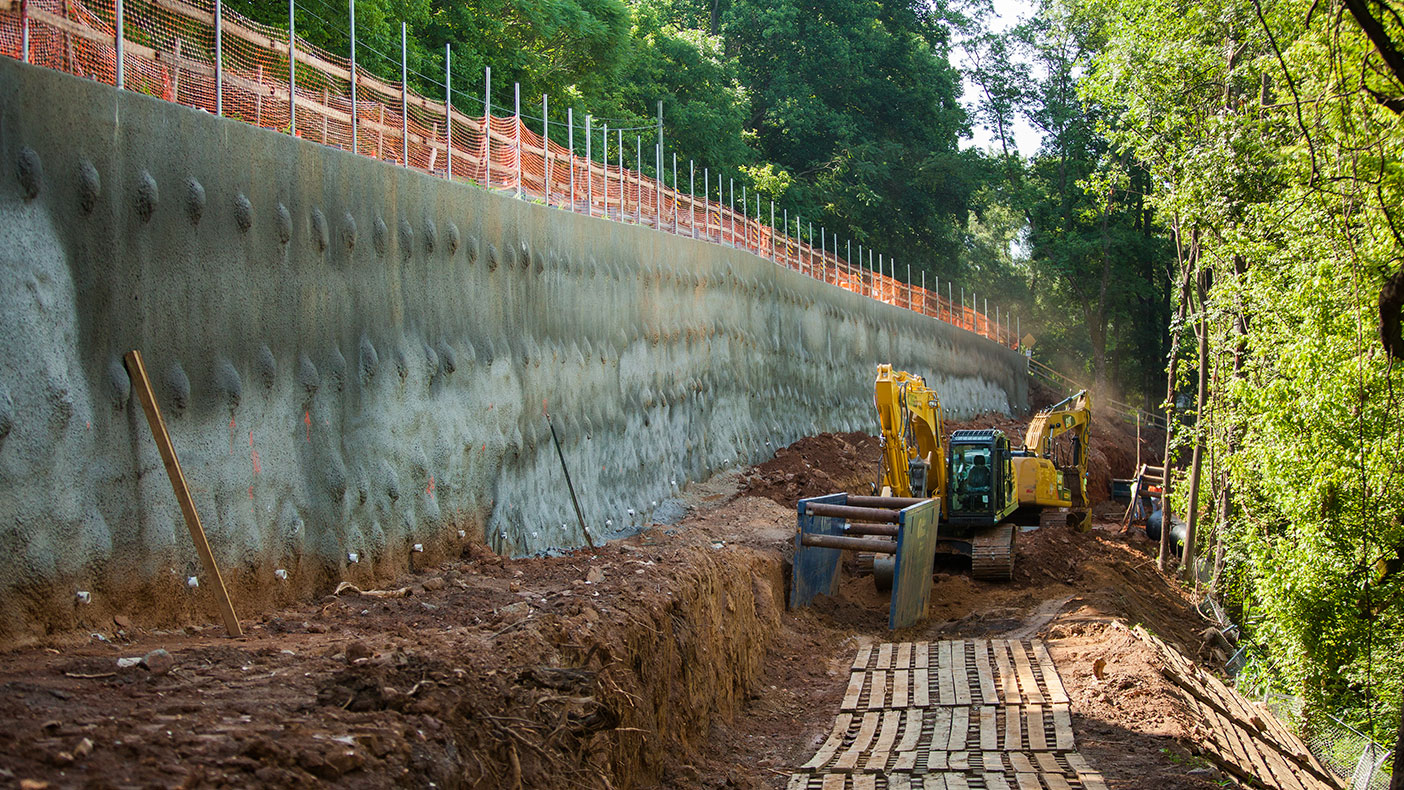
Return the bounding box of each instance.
[124,350,243,637]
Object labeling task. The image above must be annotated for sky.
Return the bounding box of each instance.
[954,0,1043,158]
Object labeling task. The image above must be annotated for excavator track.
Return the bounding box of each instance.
[970,522,1016,581]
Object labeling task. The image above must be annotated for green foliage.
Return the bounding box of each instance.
[1077,0,1404,746]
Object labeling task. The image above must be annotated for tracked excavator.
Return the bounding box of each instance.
[873,365,1019,581]
[1012,390,1092,531]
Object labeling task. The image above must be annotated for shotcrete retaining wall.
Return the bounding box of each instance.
[0,59,1027,641]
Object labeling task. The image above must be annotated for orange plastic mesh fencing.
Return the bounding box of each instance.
[0,0,1017,348]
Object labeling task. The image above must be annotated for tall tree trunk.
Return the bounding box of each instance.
[1159,232,1195,571]
[1182,267,1210,584]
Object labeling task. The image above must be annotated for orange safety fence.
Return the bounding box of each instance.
[0,0,1018,349]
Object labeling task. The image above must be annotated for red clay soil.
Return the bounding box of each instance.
[0,396,1243,790]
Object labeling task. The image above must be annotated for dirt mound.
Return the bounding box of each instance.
[739,432,880,506]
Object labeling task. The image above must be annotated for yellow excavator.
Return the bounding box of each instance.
[874,365,1019,580]
[1012,390,1092,530]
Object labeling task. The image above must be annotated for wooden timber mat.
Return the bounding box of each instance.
[789,640,1109,790]
[1131,626,1343,790]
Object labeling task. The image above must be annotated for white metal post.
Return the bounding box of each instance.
[567,108,575,209]
[348,0,355,153]
[543,94,550,205]
[703,167,710,239]
[214,0,223,114]
[635,135,642,224]
[444,46,452,179]
[922,271,926,315]
[20,0,28,64]
[514,83,521,198]
[690,161,695,238]
[617,129,624,220]
[114,0,124,88]
[907,263,911,308]
[400,23,408,166]
[602,124,609,218]
[783,209,788,267]
[584,115,592,215]
[483,67,491,186]
[657,101,664,224]
[770,201,776,261]
[728,178,735,246]
[288,0,296,135]
[741,186,748,250]
[672,153,678,230]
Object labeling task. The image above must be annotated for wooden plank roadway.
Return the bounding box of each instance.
[793,640,1108,790]
[1130,627,1342,790]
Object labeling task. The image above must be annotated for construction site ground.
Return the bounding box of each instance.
[0,396,1251,790]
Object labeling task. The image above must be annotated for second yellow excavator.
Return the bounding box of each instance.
[1012,390,1092,530]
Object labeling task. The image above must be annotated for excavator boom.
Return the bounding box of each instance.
[874,364,946,499]
[1014,389,1092,528]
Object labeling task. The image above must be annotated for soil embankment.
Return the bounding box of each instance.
[0,404,1241,790]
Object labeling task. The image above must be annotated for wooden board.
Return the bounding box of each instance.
[1130,626,1343,790]
[124,350,242,637]
[794,640,1111,790]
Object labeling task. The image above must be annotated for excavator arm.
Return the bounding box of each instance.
[874,365,946,499]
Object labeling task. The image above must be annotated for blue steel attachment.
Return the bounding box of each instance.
[791,493,940,630]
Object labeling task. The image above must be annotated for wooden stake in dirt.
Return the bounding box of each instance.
[544,400,594,548]
[123,350,243,637]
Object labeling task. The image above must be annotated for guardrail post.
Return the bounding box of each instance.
[114,0,124,88]
[348,0,356,153]
[288,0,295,135]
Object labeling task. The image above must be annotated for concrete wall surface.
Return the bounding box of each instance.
[0,59,1028,640]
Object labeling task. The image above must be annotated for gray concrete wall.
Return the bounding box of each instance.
[0,59,1027,640]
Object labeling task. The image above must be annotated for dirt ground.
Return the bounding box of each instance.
[0,404,1240,790]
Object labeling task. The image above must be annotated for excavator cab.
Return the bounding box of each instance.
[946,430,1017,533]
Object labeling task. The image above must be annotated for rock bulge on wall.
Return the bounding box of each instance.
[0,59,1027,641]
